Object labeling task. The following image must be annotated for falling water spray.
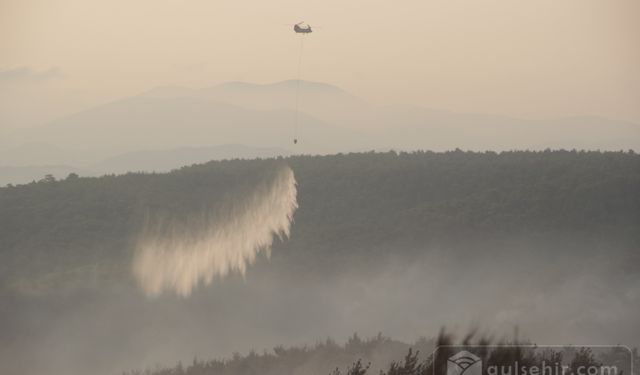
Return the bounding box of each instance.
[132,166,298,297]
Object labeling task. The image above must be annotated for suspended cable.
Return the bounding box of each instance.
[293,36,305,145]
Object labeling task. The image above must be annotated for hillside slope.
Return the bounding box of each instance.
[1,151,639,375]
[1,150,638,290]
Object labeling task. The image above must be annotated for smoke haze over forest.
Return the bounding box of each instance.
[2,2,639,375]
[1,152,639,375]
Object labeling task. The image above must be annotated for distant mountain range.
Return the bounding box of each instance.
[0,144,290,186]
[1,80,638,185]
[0,164,87,186]
[89,144,290,175]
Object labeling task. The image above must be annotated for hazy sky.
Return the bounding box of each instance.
[1,0,639,129]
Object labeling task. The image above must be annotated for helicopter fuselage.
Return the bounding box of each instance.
[294,25,312,33]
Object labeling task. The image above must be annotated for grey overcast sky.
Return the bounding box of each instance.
[1,0,639,129]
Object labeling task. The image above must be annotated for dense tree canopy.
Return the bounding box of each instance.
[1,150,639,292]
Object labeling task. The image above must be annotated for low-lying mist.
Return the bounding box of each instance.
[4,241,637,375]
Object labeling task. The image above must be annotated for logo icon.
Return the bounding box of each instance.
[447,351,482,375]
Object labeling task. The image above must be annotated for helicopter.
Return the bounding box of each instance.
[293,22,312,34]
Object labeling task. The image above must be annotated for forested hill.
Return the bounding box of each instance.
[1,150,639,292]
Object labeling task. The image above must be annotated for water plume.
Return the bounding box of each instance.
[132,166,298,297]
